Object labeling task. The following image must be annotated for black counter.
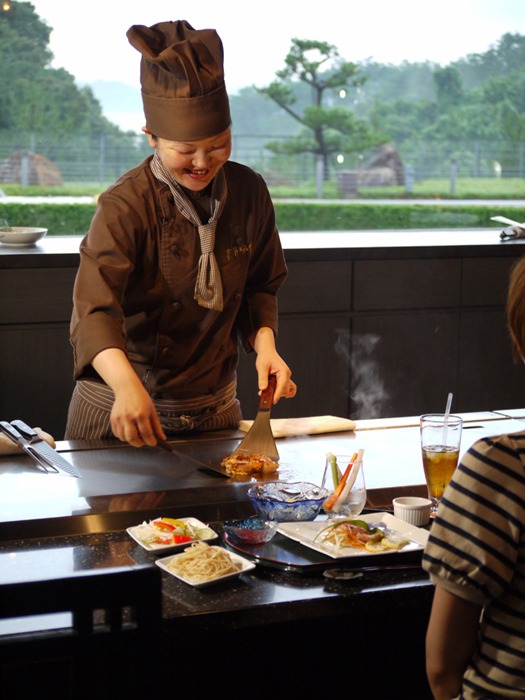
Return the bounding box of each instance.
[0,227,522,265]
[0,521,433,697]
[3,414,525,698]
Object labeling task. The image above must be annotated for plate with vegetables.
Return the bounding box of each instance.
[277,513,429,559]
[127,516,218,554]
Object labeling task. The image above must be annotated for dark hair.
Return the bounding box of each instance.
[507,257,525,362]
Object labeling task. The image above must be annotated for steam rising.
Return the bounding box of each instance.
[335,328,389,419]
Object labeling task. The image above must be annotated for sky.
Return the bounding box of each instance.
[28,0,525,91]
[23,0,525,130]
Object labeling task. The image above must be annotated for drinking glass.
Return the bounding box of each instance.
[323,454,366,518]
[420,413,462,516]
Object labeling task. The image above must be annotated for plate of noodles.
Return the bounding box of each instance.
[155,541,256,588]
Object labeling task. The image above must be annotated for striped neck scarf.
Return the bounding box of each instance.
[150,151,227,312]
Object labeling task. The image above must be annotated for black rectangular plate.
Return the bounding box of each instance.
[221,530,423,574]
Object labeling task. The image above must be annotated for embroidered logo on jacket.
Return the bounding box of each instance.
[225,242,252,261]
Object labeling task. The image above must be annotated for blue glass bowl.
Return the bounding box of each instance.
[247,481,330,522]
[222,516,278,545]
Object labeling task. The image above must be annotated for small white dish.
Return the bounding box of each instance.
[392,496,432,527]
[127,516,218,554]
[0,227,47,247]
[156,546,255,587]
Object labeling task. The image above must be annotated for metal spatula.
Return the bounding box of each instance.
[232,374,279,460]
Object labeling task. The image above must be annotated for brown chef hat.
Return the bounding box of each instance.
[126,20,231,141]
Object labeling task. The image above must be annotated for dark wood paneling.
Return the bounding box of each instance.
[2,245,525,432]
[458,308,525,410]
[0,268,75,323]
[353,259,461,310]
[237,314,351,419]
[462,256,517,307]
[279,261,352,312]
[0,324,74,438]
[351,311,460,418]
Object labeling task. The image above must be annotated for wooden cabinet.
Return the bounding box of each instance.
[2,234,525,437]
[238,242,525,420]
[237,259,352,418]
[238,312,352,419]
[352,258,461,310]
[349,310,460,418]
[0,265,76,437]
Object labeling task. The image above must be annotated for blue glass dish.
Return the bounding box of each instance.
[247,481,330,522]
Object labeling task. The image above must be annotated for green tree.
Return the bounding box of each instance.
[433,66,464,108]
[0,1,52,128]
[355,60,437,109]
[0,1,120,134]
[258,38,385,194]
[453,33,525,90]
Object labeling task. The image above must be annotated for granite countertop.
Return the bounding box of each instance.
[2,412,523,634]
[4,411,522,700]
[0,517,432,634]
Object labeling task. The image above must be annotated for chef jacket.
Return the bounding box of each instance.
[70,157,287,400]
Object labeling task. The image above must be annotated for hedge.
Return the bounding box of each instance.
[272,202,508,231]
[0,203,96,235]
[0,201,511,235]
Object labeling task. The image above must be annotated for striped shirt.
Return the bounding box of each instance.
[423,430,525,699]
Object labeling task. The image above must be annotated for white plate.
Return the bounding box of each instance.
[126,516,218,554]
[277,512,429,559]
[155,546,256,588]
[0,227,47,247]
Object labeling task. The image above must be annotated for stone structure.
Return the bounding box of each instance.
[337,144,406,197]
[0,150,63,186]
[358,144,405,187]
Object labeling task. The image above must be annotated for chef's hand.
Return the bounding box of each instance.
[110,385,166,448]
[92,348,166,448]
[252,327,297,403]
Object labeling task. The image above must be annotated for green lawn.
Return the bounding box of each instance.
[0,177,523,200]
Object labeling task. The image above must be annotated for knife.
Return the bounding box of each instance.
[1,420,82,478]
[0,422,52,474]
[156,438,230,478]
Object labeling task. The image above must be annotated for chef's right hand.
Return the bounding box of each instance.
[91,348,166,448]
[110,385,166,448]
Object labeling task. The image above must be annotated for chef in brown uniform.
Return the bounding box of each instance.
[65,20,296,447]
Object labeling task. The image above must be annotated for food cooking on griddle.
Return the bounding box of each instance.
[220,452,279,476]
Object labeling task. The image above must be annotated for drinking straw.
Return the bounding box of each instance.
[442,392,453,445]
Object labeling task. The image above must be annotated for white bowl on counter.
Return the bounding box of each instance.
[392,496,432,526]
[0,227,48,247]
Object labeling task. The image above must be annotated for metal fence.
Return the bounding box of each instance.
[0,131,524,188]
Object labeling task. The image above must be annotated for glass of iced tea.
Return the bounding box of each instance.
[420,413,462,516]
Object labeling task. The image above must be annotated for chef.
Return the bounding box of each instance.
[65,19,296,447]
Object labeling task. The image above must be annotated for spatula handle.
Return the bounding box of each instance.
[259,374,277,411]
